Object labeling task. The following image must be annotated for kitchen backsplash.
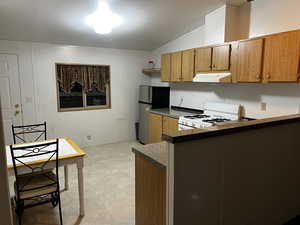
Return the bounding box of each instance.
[169,83,300,119]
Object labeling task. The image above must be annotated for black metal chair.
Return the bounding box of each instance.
[12,122,47,144]
[10,139,63,225]
[12,122,70,191]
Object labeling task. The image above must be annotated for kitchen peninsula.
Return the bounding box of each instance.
[133,114,300,225]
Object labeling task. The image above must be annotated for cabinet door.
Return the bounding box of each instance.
[171,51,182,82]
[161,54,171,82]
[212,45,231,71]
[149,113,163,144]
[230,42,239,83]
[135,155,166,225]
[162,116,178,136]
[237,39,264,82]
[182,49,195,81]
[263,31,300,82]
[195,47,212,72]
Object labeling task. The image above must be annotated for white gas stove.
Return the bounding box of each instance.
[179,102,242,130]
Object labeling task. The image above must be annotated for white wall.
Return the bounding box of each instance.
[151,5,226,69]
[150,25,206,86]
[249,0,300,37]
[0,40,150,147]
[150,6,227,87]
[150,1,300,119]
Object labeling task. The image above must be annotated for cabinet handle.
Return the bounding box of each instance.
[266,74,271,79]
[256,75,260,80]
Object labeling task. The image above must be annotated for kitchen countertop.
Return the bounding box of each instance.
[162,113,300,143]
[131,114,300,169]
[132,142,168,169]
[149,106,203,119]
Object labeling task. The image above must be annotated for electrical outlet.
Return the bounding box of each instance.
[87,135,92,141]
[261,102,267,111]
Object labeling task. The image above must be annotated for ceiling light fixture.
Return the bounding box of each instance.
[86,1,122,35]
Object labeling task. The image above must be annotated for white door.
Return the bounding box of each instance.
[0,54,22,145]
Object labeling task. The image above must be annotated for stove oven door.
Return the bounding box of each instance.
[178,123,195,131]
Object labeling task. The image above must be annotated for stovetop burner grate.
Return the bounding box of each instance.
[184,114,210,119]
[202,118,232,123]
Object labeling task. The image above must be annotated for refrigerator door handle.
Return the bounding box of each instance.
[149,87,152,103]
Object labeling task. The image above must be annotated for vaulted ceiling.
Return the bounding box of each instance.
[0,0,246,50]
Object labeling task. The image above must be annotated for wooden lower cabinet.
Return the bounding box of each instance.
[149,113,179,143]
[149,113,163,143]
[135,155,166,225]
[163,116,179,136]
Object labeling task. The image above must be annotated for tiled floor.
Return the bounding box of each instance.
[11,141,142,225]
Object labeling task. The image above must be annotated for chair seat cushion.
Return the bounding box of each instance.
[14,171,58,200]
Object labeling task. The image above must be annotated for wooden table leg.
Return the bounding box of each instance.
[64,166,69,190]
[77,158,85,216]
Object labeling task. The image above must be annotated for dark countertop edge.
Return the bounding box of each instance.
[162,114,300,143]
[150,106,204,118]
[132,147,167,170]
[170,106,204,114]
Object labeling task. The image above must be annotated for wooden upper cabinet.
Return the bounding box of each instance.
[161,54,171,82]
[212,44,231,71]
[160,30,300,83]
[230,42,239,83]
[171,51,182,82]
[149,113,163,144]
[181,49,195,81]
[263,31,300,82]
[237,39,264,82]
[195,47,212,72]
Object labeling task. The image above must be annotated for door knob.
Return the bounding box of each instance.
[14,110,20,116]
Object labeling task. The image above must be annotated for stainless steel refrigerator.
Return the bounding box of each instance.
[138,85,170,144]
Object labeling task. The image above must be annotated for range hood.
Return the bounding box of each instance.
[193,72,231,83]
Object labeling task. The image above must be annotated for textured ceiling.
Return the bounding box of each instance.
[0,0,246,50]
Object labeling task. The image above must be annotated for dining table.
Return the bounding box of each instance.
[6,137,86,216]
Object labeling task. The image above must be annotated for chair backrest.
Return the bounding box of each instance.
[10,139,59,200]
[11,122,47,144]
